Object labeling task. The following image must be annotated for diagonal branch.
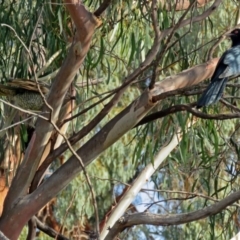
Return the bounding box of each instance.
[101,119,196,240]
[94,0,112,17]
[0,1,100,238]
[159,0,222,40]
[0,1,223,237]
[21,58,218,228]
[38,0,222,175]
[34,216,69,240]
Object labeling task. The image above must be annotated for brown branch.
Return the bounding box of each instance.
[105,190,240,239]
[149,0,161,89]
[42,7,222,172]
[94,0,112,17]
[0,1,223,237]
[159,0,222,40]
[136,103,240,127]
[220,99,240,113]
[136,100,240,127]
[135,103,194,126]
[26,218,36,240]
[0,1,100,238]
[20,59,219,233]
[34,216,69,240]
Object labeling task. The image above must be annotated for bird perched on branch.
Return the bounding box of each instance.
[0,79,49,111]
[197,29,240,108]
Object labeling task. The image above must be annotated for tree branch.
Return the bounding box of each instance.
[0,1,223,237]
[34,217,69,240]
[159,0,222,40]
[106,190,240,239]
[136,103,240,127]
[94,0,112,17]
[0,1,100,238]
[18,59,218,232]
[41,0,222,166]
[101,120,196,240]
[26,218,36,240]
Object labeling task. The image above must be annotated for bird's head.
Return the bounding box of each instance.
[226,29,240,47]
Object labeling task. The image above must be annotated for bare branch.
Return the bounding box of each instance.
[26,218,36,240]
[106,190,240,239]
[94,0,112,17]
[0,1,100,238]
[149,0,161,89]
[20,59,218,230]
[34,216,69,240]
[136,103,240,127]
[101,120,196,240]
[159,0,222,40]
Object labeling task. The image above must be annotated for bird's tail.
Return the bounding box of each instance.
[196,78,228,108]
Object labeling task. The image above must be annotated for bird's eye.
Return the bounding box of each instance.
[234,30,239,34]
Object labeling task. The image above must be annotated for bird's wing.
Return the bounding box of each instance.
[218,45,240,78]
[210,51,229,82]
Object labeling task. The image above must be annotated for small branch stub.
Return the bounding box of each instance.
[118,214,128,224]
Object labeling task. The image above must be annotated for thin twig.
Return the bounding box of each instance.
[135,103,240,127]
[94,0,112,17]
[34,216,69,240]
[44,119,100,239]
[58,190,77,235]
[149,0,161,89]
[0,116,35,133]
[90,176,240,206]
[1,23,53,115]
[207,24,240,60]
[28,7,44,52]
[2,22,99,238]
[36,44,71,78]
[0,99,49,122]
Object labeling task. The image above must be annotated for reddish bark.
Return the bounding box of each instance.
[0,176,8,216]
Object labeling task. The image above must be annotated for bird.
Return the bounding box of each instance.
[0,79,49,111]
[197,28,240,108]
